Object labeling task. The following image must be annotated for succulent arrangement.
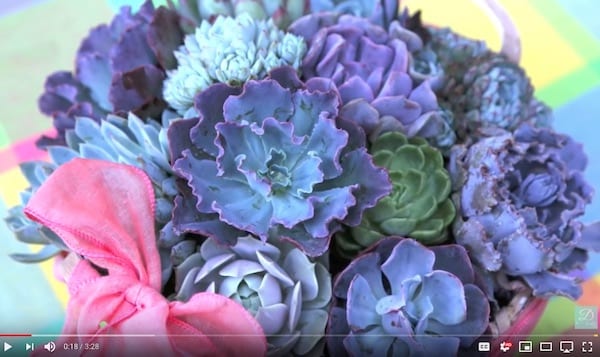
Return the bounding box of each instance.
[5,0,600,356]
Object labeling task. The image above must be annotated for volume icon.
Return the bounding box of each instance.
[43,341,56,353]
[26,343,35,351]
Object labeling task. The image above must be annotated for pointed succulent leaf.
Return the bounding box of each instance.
[9,245,62,263]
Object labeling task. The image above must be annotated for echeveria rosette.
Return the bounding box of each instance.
[37,0,184,147]
[407,25,552,142]
[449,124,600,300]
[411,27,488,88]
[163,14,306,116]
[337,132,455,259]
[174,0,310,29]
[169,67,391,257]
[174,235,331,356]
[289,13,456,149]
[5,112,178,268]
[456,54,552,137]
[328,237,490,356]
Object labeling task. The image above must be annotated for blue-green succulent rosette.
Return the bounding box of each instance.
[328,237,490,356]
[5,111,179,266]
[173,235,332,356]
[168,66,391,257]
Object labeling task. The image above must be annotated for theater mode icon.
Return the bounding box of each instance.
[539,341,553,352]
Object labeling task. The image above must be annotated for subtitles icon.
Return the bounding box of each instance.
[539,341,553,352]
[519,340,532,353]
[582,341,593,353]
[560,340,574,354]
[499,341,512,353]
[478,341,490,352]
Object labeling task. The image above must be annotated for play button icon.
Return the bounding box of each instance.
[3,342,12,352]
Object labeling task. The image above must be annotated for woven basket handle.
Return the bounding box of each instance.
[472,0,521,63]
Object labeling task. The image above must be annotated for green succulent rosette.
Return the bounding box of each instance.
[336,132,455,258]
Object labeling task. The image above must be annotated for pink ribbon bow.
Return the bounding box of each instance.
[24,159,266,356]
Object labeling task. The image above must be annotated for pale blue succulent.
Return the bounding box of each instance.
[173,0,311,29]
[5,112,178,265]
[163,13,307,115]
[175,235,331,356]
[169,67,391,257]
[328,237,490,356]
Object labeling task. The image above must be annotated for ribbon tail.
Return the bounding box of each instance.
[168,292,267,357]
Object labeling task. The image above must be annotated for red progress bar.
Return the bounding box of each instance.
[0,333,32,337]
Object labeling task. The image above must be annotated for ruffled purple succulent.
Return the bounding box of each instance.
[168,67,391,257]
[289,13,455,149]
[449,124,600,299]
[328,237,489,356]
[310,0,399,28]
[37,0,184,147]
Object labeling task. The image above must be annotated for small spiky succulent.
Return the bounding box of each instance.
[411,26,552,142]
[174,235,331,356]
[448,54,553,140]
[163,13,306,116]
[174,0,310,29]
[414,27,489,88]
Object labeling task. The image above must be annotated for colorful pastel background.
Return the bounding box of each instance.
[1,0,598,342]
